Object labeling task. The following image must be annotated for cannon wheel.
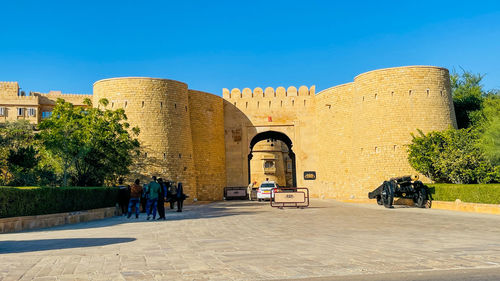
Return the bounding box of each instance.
[376,196,383,205]
[415,187,427,208]
[381,181,394,208]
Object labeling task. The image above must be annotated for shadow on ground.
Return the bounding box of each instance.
[0,237,136,254]
[23,201,259,233]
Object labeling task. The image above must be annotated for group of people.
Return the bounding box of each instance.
[117,176,187,220]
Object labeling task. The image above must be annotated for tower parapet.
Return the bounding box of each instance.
[223,85,315,99]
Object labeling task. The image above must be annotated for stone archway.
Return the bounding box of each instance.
[247,130,297,187]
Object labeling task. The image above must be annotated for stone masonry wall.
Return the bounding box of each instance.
[349,66,456,199]
[93,78,197,198]
[188,90,226,201]
[222,86,317,189]
[313,83,354,199]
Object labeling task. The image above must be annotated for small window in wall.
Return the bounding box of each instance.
[375,146,380,153]
[409,90,412,96]
[42,111,52,119]
[281,101,283,107]
[0,107,5,116]
[269,101,271,108]
[362,96,365,101]
[440,90,443,96]
[178,153,182,158]
[17,108,24,116]
[163,153,166,160]
[263,92,265,98]
[185,106,188,112]
[374,94,378,100]
[27,108,36,116]
[174,103,177,109]
[142,101,145,108]
[245,102,248,108]
[257,101,260,108]
[264,160,275,169]
[391,91,394,97]
[111,102,114,108]
[124,101,128,108]
[240,93,242,98]
[145,152,148,158]
[426,89,430,97]
[292,100,294,106]
[160,102,163,108]
[234,102,237,106]
[393,145,397,151]
[304,100,306,106]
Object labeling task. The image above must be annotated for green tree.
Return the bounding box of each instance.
[451,69,485,129]
[38,99,86,186]
[477,93,500,166]
[0,120,38,185]
[408,128,497,184]
[408,129,447,182]
[38,98,140,186]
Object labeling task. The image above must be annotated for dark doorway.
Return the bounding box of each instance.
[248,131,297,187]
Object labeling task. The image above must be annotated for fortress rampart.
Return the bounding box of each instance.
[93,78,197,197]
[188,89,226,201]
[0,66,457,201]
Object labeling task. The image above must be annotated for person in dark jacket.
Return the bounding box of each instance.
[117,178,130,216]
[167,181,176,209]
[157,178,167,220]
[176,182,186,212]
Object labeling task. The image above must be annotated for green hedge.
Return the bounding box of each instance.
[429,183,500,204]
[0,186,119,218]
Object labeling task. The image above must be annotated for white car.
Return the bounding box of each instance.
[257,181,278,201]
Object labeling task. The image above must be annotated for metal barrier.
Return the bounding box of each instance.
[270,187,309,208]
[224,187,248,200]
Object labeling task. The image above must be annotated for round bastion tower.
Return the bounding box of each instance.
[350,66,457,198]
[93,77,197,199]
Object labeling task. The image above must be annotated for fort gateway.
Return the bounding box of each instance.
[0,66,457,201]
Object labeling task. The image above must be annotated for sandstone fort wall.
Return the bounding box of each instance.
[1,65,458,202]
[188,89,226,201]
[93,78,197,198]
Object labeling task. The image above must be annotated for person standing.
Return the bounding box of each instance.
[176,182,186,212]
[167,181,176,209]
[247,181,256,201]
[157,178,167,220]
[127,179,143,219]
[141,183,148,213]
[146,176,161,220]
[117,178,130,215]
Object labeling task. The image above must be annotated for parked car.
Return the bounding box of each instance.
[257,181,279,201]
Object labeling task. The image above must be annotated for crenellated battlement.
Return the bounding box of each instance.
[223,85,315,99]
[0,82,20,95]
[34,91,92,97]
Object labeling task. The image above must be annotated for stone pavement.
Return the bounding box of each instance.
[1,199,500,280]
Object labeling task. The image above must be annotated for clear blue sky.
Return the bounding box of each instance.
[1,0,499,96]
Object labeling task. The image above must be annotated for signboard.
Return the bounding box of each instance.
[274,192,306,203]
[227,189,246,197]
[304,171,316,180]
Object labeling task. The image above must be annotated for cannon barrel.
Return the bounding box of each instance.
[389,175,419,184]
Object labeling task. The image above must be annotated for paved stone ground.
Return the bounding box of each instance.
[1,199,500,280]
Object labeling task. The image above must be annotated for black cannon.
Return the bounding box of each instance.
[368,175,429,208]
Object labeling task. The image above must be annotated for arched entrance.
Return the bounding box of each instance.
[248,131,297,187]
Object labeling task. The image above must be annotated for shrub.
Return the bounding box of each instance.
[408,128,497,184]
[0,186,119,218]
[429,183,500,204]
